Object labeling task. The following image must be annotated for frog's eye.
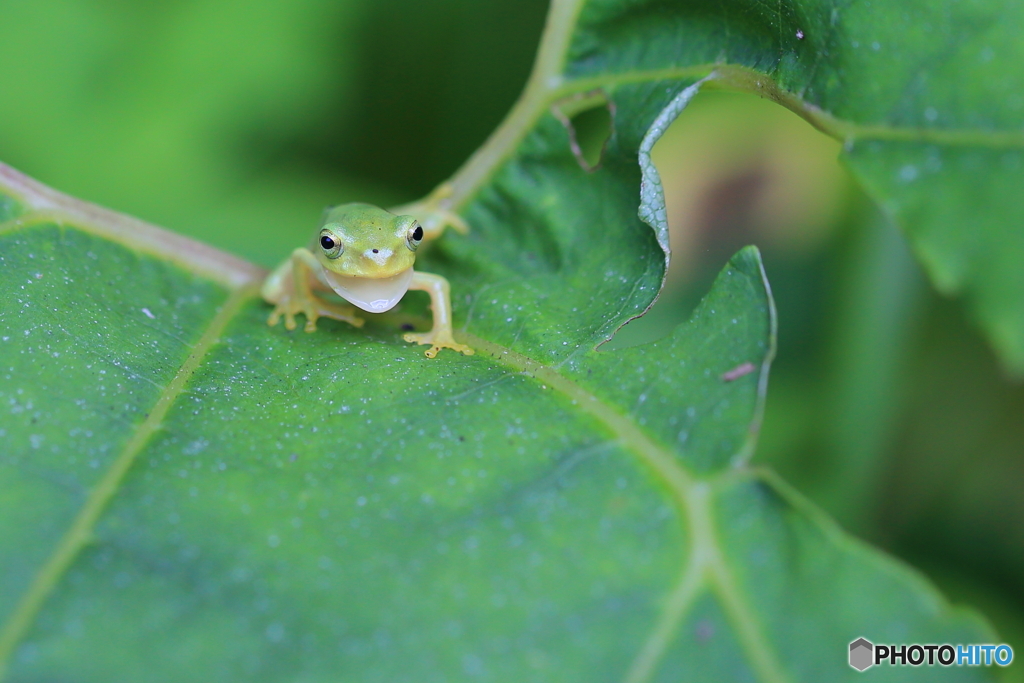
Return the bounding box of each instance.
[319,229,343,259]
[406,223,424,252]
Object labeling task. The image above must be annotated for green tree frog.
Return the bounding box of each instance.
[260,193,473,358]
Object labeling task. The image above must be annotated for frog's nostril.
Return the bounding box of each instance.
[364,247,393,262]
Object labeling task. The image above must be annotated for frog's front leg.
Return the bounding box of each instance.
[261,248,364,332]
[402,271,474,358]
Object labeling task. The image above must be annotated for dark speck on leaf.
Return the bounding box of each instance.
[458,435,465,442]
[695,620,715,643]
[401,323,415,331]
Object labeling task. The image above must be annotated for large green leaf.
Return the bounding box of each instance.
[0,0,1005,680]
[0,171,995,681]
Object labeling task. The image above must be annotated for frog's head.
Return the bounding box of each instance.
[315,203,424,312]
[316,203,422,277]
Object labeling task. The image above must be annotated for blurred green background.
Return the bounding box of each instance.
[1,0,1021,668]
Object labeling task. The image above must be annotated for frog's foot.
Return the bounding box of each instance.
[267,295,364,333]
[403,329,474,359]
[391,183,470,238]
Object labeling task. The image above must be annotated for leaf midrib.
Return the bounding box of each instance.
[0,164,264,289]
[572,64,1024,147]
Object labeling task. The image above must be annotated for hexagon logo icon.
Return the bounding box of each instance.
[849,638,874,671]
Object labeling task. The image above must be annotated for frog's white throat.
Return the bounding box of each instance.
[322,267,414,313]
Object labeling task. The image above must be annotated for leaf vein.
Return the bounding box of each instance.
[461,331,789,683]
[0,285,258,680]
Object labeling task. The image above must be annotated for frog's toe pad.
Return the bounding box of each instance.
[403,332,474,358]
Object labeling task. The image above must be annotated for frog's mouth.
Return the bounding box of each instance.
[323,267,414,313]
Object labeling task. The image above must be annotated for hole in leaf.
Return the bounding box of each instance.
[553,91,614,172]
[603,89,848,351]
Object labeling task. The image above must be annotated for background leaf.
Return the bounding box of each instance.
[560,0,1024,372]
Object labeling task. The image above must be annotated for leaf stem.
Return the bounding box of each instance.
[446,0,587,210]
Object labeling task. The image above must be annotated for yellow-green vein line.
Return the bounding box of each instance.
[0,284,258,680]
[703,496,789,683]
[0,163,265,289]
[460,332,790,683]
[460,333,699,493]
[705,65,1024,148]
[622,484,710,683]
